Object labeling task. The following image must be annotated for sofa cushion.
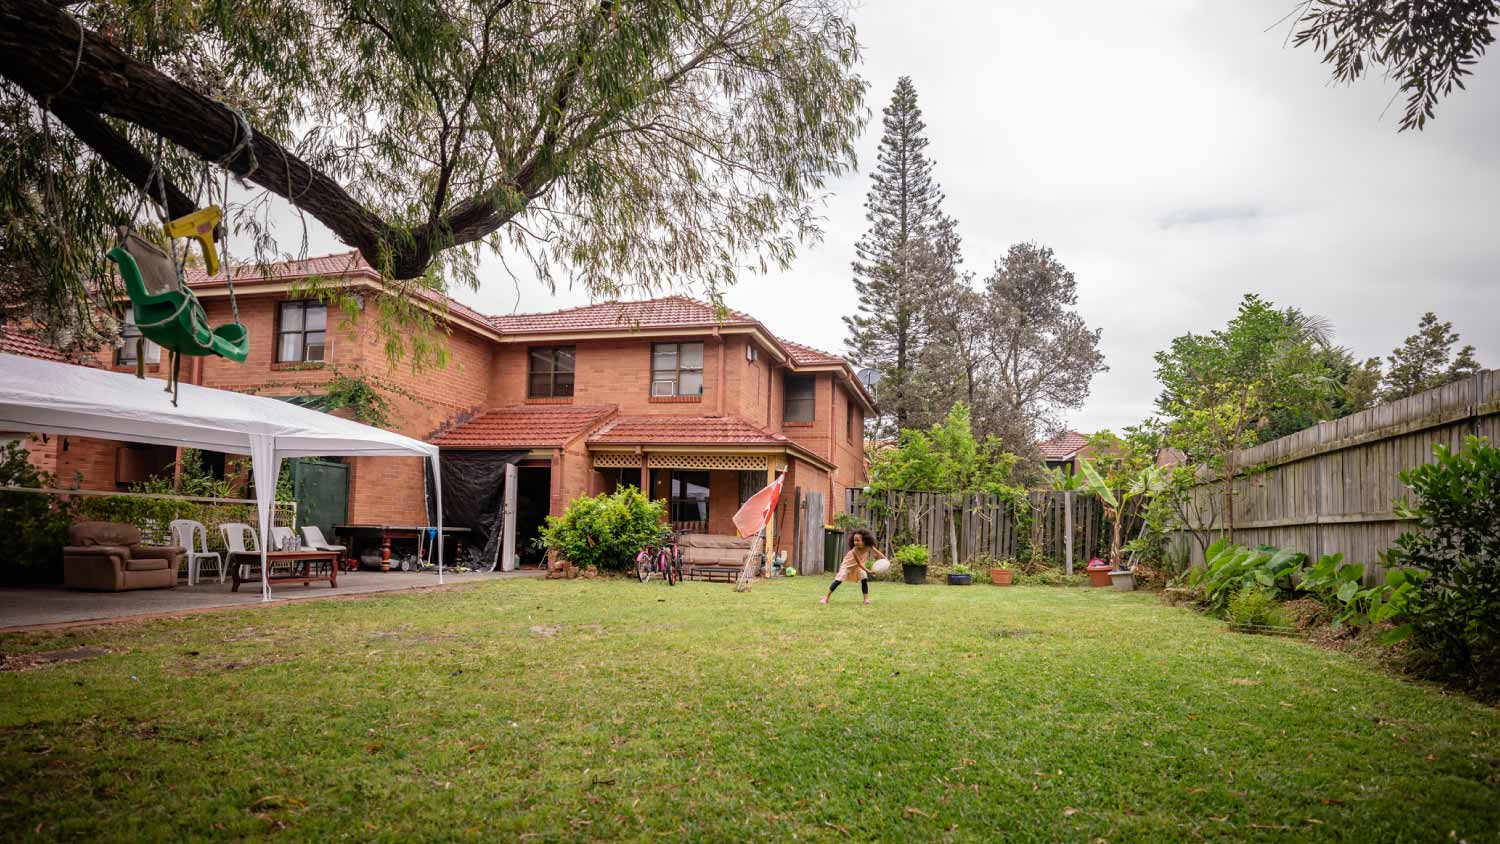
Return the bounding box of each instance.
[69,521,142,548]
[124,557,172,572]
[676,533,750,550]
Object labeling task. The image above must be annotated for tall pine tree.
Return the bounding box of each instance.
[844,77,960,433]
[1380,312,1483,401]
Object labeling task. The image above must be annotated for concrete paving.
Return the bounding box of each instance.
[0,568,544,631]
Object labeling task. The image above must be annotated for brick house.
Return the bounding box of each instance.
[10,251,872,567]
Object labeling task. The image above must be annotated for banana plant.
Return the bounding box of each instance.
[1077,458,1166,569]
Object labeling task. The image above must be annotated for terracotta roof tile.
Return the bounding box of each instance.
[1038,431,1089,460]
[587,415,793,447]
[780,339,848,367]
[488,295,757,333]
[430,405,615,448]
[0,331,68,362]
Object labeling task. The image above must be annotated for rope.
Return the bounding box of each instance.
[220,166,241,324]
[54,14,86,102]
[213,103,258,184]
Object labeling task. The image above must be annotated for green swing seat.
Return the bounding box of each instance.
[107,233,249,363]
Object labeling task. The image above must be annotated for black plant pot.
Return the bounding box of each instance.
[947,573,973,585]
[901,564,928,585]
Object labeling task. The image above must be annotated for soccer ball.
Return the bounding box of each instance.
[783,566,797,577]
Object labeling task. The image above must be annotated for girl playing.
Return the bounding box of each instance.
[820,528,885,605]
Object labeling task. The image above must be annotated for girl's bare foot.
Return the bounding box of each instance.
[818,595,829,605]
[863,597,871,605]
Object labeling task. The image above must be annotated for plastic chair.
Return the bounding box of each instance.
[301,525,346,554]
[270,526,297,551]
[169,519,223,585]
[220,522,258,580]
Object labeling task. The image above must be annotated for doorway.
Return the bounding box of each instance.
[514,466,551,566]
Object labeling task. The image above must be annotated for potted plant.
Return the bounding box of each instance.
[1085,558,1113,587]
[989,559,1015,586]
[894,544,929,585]
[1078,457,1166,592]
[947,563,974,585]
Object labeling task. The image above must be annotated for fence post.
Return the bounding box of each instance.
[1064,490,1074,575]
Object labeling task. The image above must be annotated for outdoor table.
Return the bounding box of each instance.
[333,524,471,571]
[229,550,341,591]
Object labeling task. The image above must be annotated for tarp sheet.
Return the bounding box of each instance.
[427,450,526,568]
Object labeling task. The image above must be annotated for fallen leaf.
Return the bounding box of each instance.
[903,806,932,819]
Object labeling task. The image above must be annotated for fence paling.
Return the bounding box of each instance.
[847,489,1104,567]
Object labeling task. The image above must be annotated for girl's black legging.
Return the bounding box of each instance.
[828,579,868,595]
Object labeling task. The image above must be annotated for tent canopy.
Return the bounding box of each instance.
[0,352,443,599]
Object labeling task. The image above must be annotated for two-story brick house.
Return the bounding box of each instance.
[14,251,871,567]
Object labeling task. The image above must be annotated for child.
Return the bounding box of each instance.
[820,528,885,605]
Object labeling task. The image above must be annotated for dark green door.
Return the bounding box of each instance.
[291,458,349,537]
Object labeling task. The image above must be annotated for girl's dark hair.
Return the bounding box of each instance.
[848,528,876,549]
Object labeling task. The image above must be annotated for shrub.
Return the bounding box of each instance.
[1225,584,1287,628]
[894,544,929,567]
[831,512,867,532]
[1189,539,1306,616]
[1298,553,1423,632]
[1385,436,1500,687]
[1015,567,1089,587]
[538,486,667,572]
[0,439,74,584]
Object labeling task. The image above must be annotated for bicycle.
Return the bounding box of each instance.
[635,531,682,585]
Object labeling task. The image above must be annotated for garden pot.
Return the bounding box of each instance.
[1086,559,1112,588]
[947,573,973,585]
[901,564,928,585]
[1108,570,1136,592]
[989,568,1014,586]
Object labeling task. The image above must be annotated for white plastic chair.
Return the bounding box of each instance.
[301,525,346,554]
[220,522,258,580]
[170,519,223,585]
[270,526,297,551]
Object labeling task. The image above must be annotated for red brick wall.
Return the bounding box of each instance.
[490,336,735,417]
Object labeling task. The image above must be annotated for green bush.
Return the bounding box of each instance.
[1225,584,1287,628]
[1189,539,1306,616]
[538,486,667,572]
[1298,553,1423,632]
[0,440,74,584]
[1386,436,1500,688]
[894,544,929,567]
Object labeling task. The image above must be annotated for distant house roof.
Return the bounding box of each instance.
[1038,430,1089,460]
[428,404,615,449]
[780,339,846,367]
[488,295,758,334]
[0,331,69,363]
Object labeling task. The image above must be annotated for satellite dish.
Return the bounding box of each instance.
[857,368,881,389]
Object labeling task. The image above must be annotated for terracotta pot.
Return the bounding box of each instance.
[1086,560,1112,588]
[989,568,1014,586]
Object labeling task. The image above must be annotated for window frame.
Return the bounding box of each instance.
[114,314,162,367]
[527,345,576,398]
[847,400,856,442]
[665,469,710,524]
[275,299,329,364]
[650,342,705,398]
[783,374,816,423]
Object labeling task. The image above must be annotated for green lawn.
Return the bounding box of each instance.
[2,578,1497,843]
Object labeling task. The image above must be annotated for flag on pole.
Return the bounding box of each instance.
[732,472,785,537]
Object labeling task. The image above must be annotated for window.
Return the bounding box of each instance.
[738,471,763,507]
[528,346,575,398]
[668,470,710,524]
[115,315,161,366]
[276,300,327,363]
[847,402,856,442]
[651,342,704,397]
[784,375,816,423]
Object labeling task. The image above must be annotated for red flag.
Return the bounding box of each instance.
[732,473,784,537]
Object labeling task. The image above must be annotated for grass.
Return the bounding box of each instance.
[2,578,1497,843]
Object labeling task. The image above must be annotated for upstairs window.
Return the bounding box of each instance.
[784,375,816,423]
[528,346,576,398]
[651,342,704,397]
[115,314,161,366]
[277,300,327,363]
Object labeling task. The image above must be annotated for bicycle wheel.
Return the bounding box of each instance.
[662,549,676,586]
[636,551,653,583]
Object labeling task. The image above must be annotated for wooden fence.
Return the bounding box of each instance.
[1172,369,1498,581]
[845,489,1106,569]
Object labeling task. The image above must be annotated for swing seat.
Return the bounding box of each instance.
[108,241,249,363]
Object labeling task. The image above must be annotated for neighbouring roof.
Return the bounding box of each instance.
[780,339,846,367]
[429,404,615,449]
[487,295,758,334]
[588,415,796,447]
[1038,430,1089,460]
[0,331,69,363]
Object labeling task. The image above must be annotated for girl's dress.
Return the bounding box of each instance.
[834,547,882,582]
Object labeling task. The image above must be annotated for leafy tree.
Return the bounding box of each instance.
[1288,0,1499,130]
[1153,294,1338,541]
[1380,311,1483,401]
[977,242,1106,443]
[844,76,961,432]
[867,404,1023,496]
[0,0,866,350]
[538,485,666,572]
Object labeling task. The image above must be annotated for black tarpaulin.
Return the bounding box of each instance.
[427,450,526,569]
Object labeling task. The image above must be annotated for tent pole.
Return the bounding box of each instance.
[250,436,280,603]
[433,454,444,585]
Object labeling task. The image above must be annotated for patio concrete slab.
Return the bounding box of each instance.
[0,569,544,632]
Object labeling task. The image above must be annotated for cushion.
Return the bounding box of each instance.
[676,534,750,550]
[124,557,171,572]
[69,521,142,548]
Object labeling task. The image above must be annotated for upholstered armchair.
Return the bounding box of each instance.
[62,522,184,591]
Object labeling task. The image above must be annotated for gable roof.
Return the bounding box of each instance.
[1038,431,1089,460]
[780,339,846,367]
[0,331,69,363]
[428,404,615,449]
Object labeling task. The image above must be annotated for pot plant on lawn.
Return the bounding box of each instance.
[947,564,974,585]
[1078,455,1166,592]
[989,559,1015,586]
[895,544,929,585]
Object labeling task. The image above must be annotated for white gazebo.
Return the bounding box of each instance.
[0,352,443,599]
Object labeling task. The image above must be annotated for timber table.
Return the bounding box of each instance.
[332,524,471,571]
[229,550,341,591]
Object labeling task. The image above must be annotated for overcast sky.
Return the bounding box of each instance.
[289,1,1500,434]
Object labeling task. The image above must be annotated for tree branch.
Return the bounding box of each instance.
[49,103,196,219]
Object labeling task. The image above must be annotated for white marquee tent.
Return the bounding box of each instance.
[0,352,443,599]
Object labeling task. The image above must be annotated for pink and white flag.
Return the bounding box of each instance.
[732,473,785,537]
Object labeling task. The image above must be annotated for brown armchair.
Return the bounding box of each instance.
[63,522,184,591]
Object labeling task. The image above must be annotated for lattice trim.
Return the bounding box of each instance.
[591,452,640,469]
[648,453,768,471]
